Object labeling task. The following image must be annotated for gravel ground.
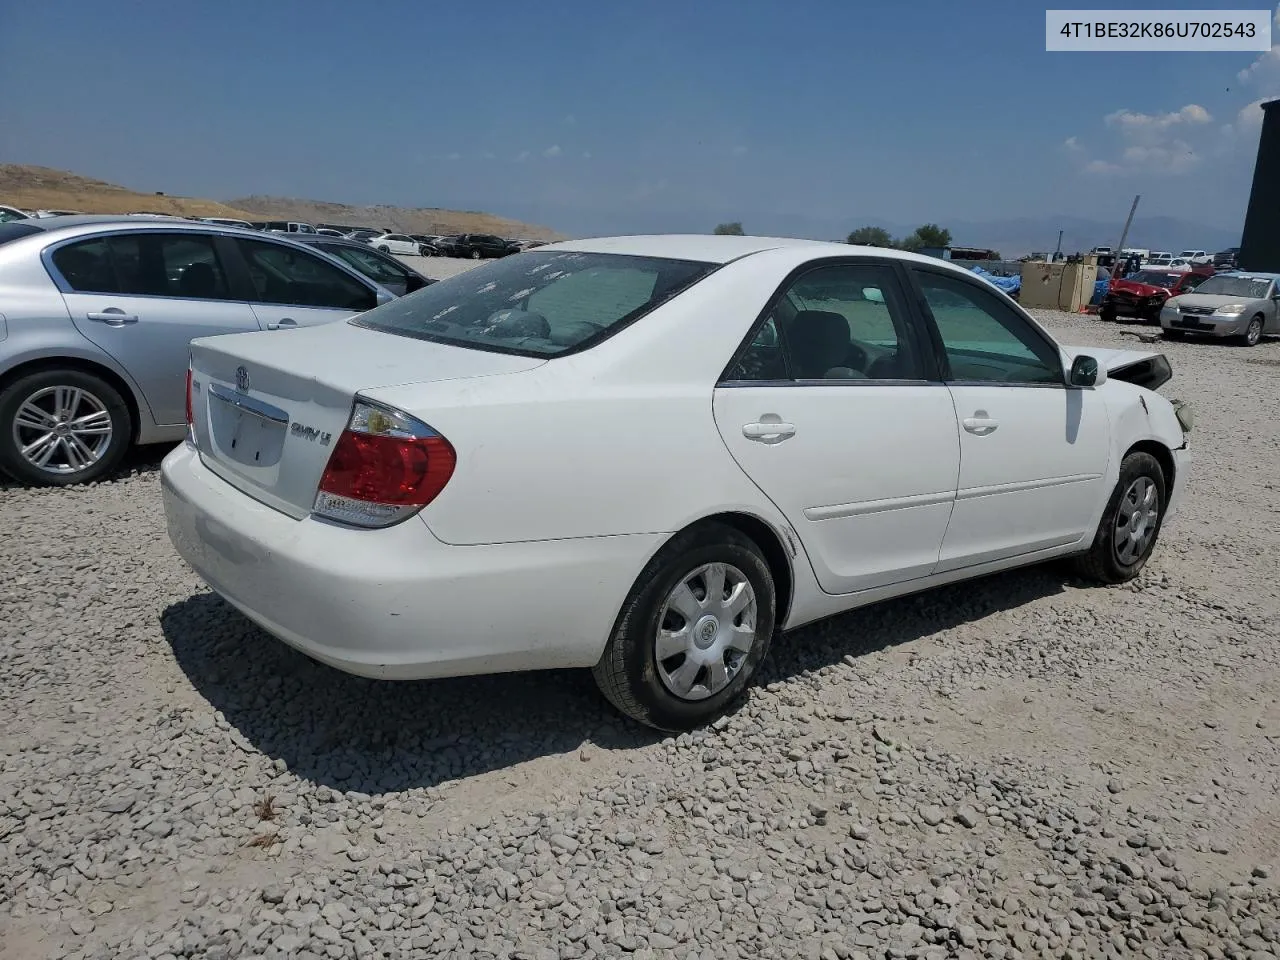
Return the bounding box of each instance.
[2,308,1279,960]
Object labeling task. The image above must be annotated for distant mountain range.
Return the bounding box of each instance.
[490,201,1242,258]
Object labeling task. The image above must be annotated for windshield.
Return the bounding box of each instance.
[352,250,716,356]
[1192,275,1274,298]
[1130,271,1179,288]
[0,208,29,223]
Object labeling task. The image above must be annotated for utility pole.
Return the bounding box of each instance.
[1053,229,1064,261]
[1114,194,1141,264]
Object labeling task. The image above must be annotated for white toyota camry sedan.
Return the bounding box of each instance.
[162,235,1191,730]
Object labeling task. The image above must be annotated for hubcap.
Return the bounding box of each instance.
[12,386,113,474]
[1114,476,1160,566]
[1247,319,1262,345]
[654,562,757,701]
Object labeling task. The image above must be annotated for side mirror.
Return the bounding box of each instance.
[1068,354,1106,387]
[375,288,395,306]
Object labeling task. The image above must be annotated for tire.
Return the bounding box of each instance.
[376,245,390,253]
[470,249,482,259]
[1099,306,1117,323]
[0,368,132,486]
[592,523,776,731]
[1072,451,1167,585]
[1163,329,1184,340]
[1239,314,1264,347]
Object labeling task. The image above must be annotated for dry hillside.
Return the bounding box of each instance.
[0,164,563,239]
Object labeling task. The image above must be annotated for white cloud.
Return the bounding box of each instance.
[514,150,531,163]
[1237,98,1270,131]
[563,114,577,126]
[1063,136,1083,152]
[1083,158,1122,175]
[1237,5,1280,89]
[1104,104,1212,142]
[1070,103,1212,175]
[731,145,748,156]
[543,144,562,158]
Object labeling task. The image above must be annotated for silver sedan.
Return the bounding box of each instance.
[1160,271,1280,346]
[0,216,395,486]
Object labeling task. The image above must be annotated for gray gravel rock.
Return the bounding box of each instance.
[2,312,1279,957]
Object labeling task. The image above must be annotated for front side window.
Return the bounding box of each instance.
[914,269,1062,385]
[321,244,411,286]
[236,238,376,310]
[352,251,714,356]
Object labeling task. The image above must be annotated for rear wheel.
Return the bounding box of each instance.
[470,249,482,259]
[0,369,132,486]
[1240,315,1264,347]
[376,245,390,253]
[592,523,776,731]
[1073,451,1166,584]
[1099,306,1117,323]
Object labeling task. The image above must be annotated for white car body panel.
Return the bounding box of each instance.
[369,234,419,255]
[162,235,1191,681]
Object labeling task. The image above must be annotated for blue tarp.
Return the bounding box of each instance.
[969,265,1021,296]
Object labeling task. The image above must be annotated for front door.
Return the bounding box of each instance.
[907,267,1111,571]
[52,230,260,426]
[713,260,961,594]
[230,236,380,330]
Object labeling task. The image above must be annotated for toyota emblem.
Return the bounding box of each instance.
[234,366,250,393]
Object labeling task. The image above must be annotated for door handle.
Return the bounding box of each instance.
[743,421,796,442]
[962,416,999,436]
[266,318,297,331]
[87,309,138,325]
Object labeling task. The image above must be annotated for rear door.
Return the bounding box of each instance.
[51,229,260,426]
[713,259,961,594]
[228,235,381,331]
[906,266,1111,571]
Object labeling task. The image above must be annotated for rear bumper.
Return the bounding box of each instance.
[160,443,660,680]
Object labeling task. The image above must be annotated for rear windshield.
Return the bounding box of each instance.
[0,222,44,245]
[351,251,716,356]
[1193,275,1274,298]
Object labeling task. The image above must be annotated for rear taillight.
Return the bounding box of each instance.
[313,400,456,528]
[184,367,196,445]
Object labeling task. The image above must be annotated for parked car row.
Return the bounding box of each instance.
[0,204,548,261]
[0,220,1202,727]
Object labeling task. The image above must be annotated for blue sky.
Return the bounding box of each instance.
[2,0,1278,240]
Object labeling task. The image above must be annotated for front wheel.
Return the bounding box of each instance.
[376,245,390,253]
[592,523,776,731]
[1099,306,1117,323]
[470,249,482,259]
[0,369,132,486]
[1162,328,1184,340]
[1239,315,1264,347]
[1072,451,1166,584]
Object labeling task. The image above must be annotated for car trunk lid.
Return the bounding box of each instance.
[188,321,544,517]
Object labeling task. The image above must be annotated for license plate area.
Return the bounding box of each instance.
[1175,316,1212,330]
[208,385,288,470]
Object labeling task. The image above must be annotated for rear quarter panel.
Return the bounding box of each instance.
[363,251,813,548]
[0,238,161,436]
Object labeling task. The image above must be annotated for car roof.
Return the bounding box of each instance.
[540,233,955,267]
[1219,271,1280,280]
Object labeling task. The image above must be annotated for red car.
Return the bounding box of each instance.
[1100,267,1214,323]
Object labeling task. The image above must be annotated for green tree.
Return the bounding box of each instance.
[713,222,745,236]
[899,223,952,252]
[846,226,894,247]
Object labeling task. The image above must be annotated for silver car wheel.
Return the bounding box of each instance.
[655,562,757,701]
[1114,476,1159,565]
[12,385,114,474]
[1246,317,1263,346]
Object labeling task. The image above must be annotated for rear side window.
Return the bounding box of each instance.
[51,232,232,300]
[351,251,715,356]
[235,237,377,310]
